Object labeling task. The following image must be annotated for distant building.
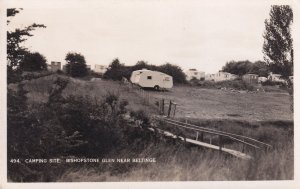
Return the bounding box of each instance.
[185,69,205,81]
[242,74,258,84]
[205,73,215,81]
[258,76,268,83]
[47,65,52,70]
[50,61,61,72]
[86,65,91,70]
[62,65,67,72]
[268,72,285,83]
[206,71,237,82]
[94,64,108,74]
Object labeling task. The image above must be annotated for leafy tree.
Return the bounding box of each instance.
[263,5,293,78]
[131,60,149,70]
[19,52,47,72]
[7,8,46,71]
[103,58,127,80]
[222,60,269,77]
[222,60,253,76]
[65,52,88,77]
[250,61,269,77]
[158,63,187,84]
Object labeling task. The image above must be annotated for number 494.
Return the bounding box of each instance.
[10,159,20,163]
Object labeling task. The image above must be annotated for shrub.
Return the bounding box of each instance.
[195,79,256,91]
[19,52,47,72]
[7,78,138,181]
[261,80,286,86]
[130,110,150,128]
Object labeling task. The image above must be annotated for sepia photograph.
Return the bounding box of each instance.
[1,0,299,188]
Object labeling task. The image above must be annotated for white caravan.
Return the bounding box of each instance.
[130,69,173,90]
[130,69,150,84]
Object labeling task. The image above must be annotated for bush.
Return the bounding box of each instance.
[103,58,129,80]
[261,80,287,86]
[8,78,147,181]
[195,79,256,91]
[19,52,47,72]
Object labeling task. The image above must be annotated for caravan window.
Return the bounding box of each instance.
[164,77,170,81]
[147,76,152,80]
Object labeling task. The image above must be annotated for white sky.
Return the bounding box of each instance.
[6,0,290,73]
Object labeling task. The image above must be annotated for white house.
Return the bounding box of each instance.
[130,69,173,90]
[50,61,61,72]
[185,69,205,81]
[205,71,237,82]
[205,73,215,81]
[94,64,108,74]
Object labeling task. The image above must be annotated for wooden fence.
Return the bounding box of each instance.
[152,116,272,159]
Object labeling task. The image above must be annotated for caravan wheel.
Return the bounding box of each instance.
[154,85,160,91]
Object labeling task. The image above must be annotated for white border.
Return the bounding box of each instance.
[0,0,299,189]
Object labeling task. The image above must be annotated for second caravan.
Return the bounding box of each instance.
[130,69,173,90]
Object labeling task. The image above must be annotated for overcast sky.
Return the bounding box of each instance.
[7,0,283,73]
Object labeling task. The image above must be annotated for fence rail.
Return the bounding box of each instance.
[162,117,272,149]
[153,116,272,159]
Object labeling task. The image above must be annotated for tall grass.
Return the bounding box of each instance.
[57,116,293,181]
[58,133,293,181]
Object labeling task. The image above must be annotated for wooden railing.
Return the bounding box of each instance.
[153,116,272,159]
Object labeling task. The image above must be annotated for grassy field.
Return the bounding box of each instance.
[149,85,292,121]
[7,74,294,181]
[14,74,293,122]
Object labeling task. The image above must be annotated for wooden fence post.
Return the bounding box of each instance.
[173,103,177,117]
[219,135,223,152]
[200,132,204,142]
[167,100,172,117]
[162,99,165,115]
[242,139,245,153]
[196,132,199,141]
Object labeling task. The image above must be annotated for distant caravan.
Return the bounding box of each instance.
[130,69,173,90]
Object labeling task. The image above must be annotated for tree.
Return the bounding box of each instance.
[7,8,46,71]
[7,8,46,83]
[19,52,47,72]
[103,58,127,80]
[158,63,187,84]
[222,60,269,77]
[131,60,149,70]
[65,52,88,77]
[263,5,293,79]
[222,60,252,76]
[250,61,269,77]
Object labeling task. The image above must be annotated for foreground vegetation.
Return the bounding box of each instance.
[7,74,293,182]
